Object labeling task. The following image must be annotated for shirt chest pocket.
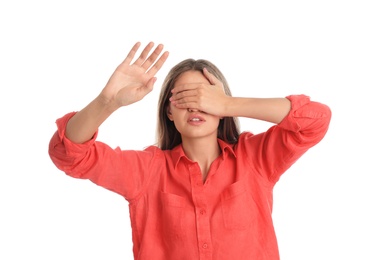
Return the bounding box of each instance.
[221,181,255,230]
[160,192,194,240]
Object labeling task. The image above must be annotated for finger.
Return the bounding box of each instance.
[143,77,157,93]
[141,44,164,70]
[146,50,169,76]
[171,83,199,94]
[175,101,205,111]
[172,99,198,109]
[121,42,141,66]
[170,89,197,101]
[176,97,199,105]
[133,77,156,102]
[133,42,154,66]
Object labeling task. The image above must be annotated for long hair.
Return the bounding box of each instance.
[156,59,240,150]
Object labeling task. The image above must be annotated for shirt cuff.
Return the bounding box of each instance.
[55,112,98,156]
[278,94,311,132]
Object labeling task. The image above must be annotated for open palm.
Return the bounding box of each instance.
[101,42,169,107]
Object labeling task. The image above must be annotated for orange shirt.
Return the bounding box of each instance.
[48,95,331,260]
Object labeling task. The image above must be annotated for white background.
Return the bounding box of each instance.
[1,0,379,259]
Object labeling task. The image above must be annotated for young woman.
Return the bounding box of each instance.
[49,41,331,260]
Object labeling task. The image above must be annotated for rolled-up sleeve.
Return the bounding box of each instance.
[48,112,160,201]
[239,94,332,183]
[280,94,331,142]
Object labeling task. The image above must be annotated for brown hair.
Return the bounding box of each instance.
[156,59,240,150]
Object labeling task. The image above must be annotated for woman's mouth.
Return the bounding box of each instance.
[188,115,205,125]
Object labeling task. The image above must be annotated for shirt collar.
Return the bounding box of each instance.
[171,138,237,169]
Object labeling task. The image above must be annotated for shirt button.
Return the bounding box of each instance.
[202,243,208,249]
[200,209,206,215]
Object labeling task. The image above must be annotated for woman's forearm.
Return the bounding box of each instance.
[224,97,291,124]
[65,95,117,144]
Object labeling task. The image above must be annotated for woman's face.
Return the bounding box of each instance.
[167,70,221,141]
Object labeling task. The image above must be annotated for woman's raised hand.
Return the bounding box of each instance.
[100,42,169,108]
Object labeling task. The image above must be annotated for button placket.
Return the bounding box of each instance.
[187,162,213,258]
[188,163,203,189]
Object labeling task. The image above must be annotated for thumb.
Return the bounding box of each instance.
[203,68,226,94]
[203,67,218,85]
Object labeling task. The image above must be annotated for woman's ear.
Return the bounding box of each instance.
[167,107,173,121]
